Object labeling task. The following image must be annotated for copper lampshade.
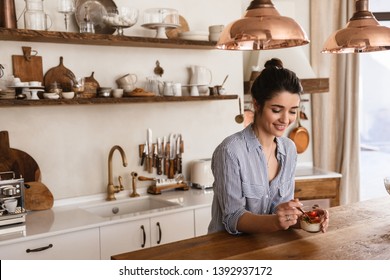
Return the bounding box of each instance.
[216,0,309,50]
[322,0,390,53]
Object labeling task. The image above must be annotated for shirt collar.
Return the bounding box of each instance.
[243,124,287,156]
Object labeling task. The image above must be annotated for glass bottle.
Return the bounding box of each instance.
[24,0,50,31]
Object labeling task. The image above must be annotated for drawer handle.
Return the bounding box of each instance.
[156,222,162,244]
[140,225,146,248]
[295,188,302,192]
[26,243,53,253]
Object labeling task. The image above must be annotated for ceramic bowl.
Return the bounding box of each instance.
[112,89,124,98]
[300,208,325,233]
[98,87,112,97]
[61,91,75,99]
[43,92,60,99]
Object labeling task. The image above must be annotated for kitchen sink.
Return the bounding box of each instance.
[81,196,181,219]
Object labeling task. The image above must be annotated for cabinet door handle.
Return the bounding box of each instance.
[140,225,146,248]
[26,243,53,253]
[156,222,162,244]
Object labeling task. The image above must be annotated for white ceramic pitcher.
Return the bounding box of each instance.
[189,65,212,85]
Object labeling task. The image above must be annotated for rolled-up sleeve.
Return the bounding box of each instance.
[212,144,247,234]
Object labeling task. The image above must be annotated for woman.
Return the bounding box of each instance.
[208,58,329,235]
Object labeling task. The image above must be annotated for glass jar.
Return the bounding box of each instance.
[24,0,51,30]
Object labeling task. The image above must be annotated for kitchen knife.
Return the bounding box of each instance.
[176,134,182,173]
[147,128,153,173]
[153,143,157,167]
[163,136,168,175]
[144,140,149,171]
[156,137,162,175]
[140,142,147,166]
[168,133,177,179]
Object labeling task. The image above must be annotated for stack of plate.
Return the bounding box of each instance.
[178,31,208,41]
[0,89,15,100]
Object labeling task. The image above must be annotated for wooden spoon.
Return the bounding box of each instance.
[235,98,244,124]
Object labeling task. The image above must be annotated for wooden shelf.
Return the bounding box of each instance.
[0,95,238,107]
[244,78,330,95]
[0,28,216,50]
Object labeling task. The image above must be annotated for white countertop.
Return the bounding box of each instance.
[295,166,342,180]
[0,167,341,246]
[0,188,214,246]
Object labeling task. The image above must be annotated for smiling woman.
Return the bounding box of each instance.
[207,58,328,236]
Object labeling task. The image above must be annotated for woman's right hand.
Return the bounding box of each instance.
[275,199,302,230]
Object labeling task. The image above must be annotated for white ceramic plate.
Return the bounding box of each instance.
[179,31,208,41]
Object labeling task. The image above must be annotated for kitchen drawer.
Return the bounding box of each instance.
[0,228,100,260]
[294,177,340,207]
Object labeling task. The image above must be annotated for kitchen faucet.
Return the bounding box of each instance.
[106,145,128,201]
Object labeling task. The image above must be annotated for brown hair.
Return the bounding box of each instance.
[251,58,302,110]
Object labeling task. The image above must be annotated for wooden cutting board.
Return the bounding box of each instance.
[0,131,54,210]
[43,56,76,92]
[24,181,54,211]
[0,131,41,182]
[12,47,43,83]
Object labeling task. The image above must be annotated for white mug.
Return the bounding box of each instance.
[163,81,174,96]
[173,83,182,96]
[2,198,17,213]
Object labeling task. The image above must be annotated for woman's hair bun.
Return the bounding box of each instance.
[264,58,283,69]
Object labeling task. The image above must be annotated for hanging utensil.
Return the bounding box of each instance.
[235,98,244,124]
[154,60,164,77]
[221,74,229,87]
[300,104,308,120]
[288,108,309,154]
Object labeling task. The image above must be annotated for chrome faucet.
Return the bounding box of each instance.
[106,145,128,201]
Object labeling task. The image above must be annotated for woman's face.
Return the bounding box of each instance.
[256,91,300,137]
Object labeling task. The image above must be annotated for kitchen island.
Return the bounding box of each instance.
[112,196,390,260]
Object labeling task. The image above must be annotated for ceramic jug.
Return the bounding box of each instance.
[163,81,174,96]
[189,65,212,85]
[145,77,163,95]
[24,0,52,31]
[116,73,137,91]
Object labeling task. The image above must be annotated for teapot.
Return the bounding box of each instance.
[189,65,212,85]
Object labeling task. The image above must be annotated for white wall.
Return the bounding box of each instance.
[0,0,313,200]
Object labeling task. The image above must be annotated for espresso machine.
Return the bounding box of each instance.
[0,171,27,234]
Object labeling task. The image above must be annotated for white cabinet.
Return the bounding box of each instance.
[100,210,194,259]
[100,218,150,260]
[150,210,194,246]
[194,206,212,237]
[0,228,100,260]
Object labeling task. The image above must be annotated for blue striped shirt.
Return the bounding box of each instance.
[208,124,297,235]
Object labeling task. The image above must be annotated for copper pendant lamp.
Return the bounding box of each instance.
[322,0,390,53]
[216,0,309,50]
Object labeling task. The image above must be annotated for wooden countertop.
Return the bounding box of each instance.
[112,196,390,260]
